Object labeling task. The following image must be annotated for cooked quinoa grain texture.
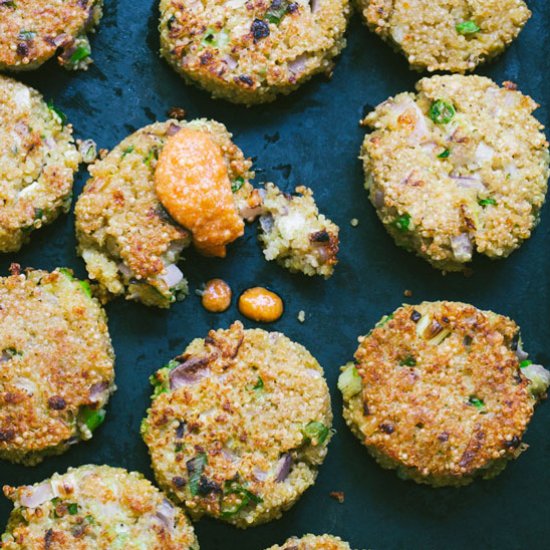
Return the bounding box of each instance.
[0,75,80,253]
[266,533,352,549]
[0,0,103,71]
[338,301,550,487]
[0,266,115,466]
[159,0,351,104]
[358,0,531,73]
[1,465,198,549]
[361,75,549,272]
[142,321,332,527]
[74,119,254,308]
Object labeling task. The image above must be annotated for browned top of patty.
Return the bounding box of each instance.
[352,301,535,481]
[0,0,101,69]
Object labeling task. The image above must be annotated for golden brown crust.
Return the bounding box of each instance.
[142,322,332,527]
[0,0,103,70]
[341,301,540,486]
[361,75,549,271]
[159,0,350,104]
[1,465,198,549]
[358,0,531,73]
[0,267,115,465]
[75,119,253,307]
[0,75,80,252]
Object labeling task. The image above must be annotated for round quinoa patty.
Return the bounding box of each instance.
[1,465,199,549]
[0,0,103,71]
[0,266,115,466]
[266,534,352,549]
[159,0,350,104]
[361,75,549,272]
[142,321,332,527]
[74,119,254,308]
[0,75,80,253]
[338,301,550,487]
[358,0,531,73]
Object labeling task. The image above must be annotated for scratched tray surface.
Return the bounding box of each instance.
[1,2,550,549]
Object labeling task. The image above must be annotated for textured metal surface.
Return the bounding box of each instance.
[1,2,549,549]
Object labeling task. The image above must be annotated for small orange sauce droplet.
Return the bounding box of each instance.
[238,287,284,323]
[154,128,244,257]
[201,279,232,313]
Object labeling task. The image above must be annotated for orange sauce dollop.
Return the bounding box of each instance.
[201,279,232,313]
[154,128,244,257]
[238,287,284,323]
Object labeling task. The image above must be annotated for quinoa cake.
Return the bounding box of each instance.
[0,75,80,253]
[158,0,351,104]
[258,183,339,278]
[0,266,115,466]
[142,321,332,527]
[338,301,550,487]
[74,119,254,308]
[361,75,550,272]
[266,534,352,549]
[1,465,199,549]
[358,0,531,73]
[0,0,103,71]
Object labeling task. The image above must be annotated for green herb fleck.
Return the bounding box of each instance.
[221,480,262,518]
[231,177,245,193]
[429,100,456,125]
[438,149,450,159]
[47,101,67,126]
[252,376,264,391]
[78,280,92,298]
[79,407,106,432]
[520,359,533,369]
[201,28,229,49]
[303,421,329,446]
[67,503,78,515]
[400,355,416,367]
[468,396,485,410]
[18,30,36,41]
[58,267,74,280]
[69,44,91,64]
[337,364,362,400]
[187,453,207,496]
[478,198,496,207]
[122,145,135,158]
[394,214,411,232]
[376,314,394,327]
[266,0,289,24]
[143,148,159,166]
[456,21,480,35]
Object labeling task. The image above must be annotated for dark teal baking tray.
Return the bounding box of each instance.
[1,1,549,549]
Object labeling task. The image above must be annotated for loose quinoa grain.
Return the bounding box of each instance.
[259,183,339,278]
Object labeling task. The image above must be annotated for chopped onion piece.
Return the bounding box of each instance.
[274,453,292,482]
[451,233,473,262]
[160,264,184,289]
[19,482,55,508]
